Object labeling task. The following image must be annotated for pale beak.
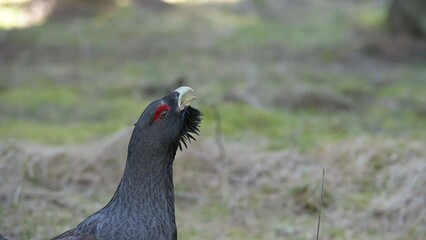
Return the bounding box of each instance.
[174,86,196,110]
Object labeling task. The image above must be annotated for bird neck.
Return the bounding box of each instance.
[108,136,177,221]
[120,155,175,205]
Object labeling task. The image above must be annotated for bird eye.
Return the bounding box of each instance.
[154,103,171,122]
[160,110,168,119]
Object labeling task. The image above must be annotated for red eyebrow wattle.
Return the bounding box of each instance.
[153,104,171,122]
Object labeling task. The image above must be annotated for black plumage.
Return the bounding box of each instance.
[51,87,201,240]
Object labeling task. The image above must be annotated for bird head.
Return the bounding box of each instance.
[133,86,202,154]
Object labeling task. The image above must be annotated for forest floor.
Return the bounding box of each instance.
[0,0,425,239]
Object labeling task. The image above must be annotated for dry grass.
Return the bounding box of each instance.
[1,130,425,239]
[318,138,426,238]
[0,129,131,239]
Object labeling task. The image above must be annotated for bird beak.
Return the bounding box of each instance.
[175,86,196,111]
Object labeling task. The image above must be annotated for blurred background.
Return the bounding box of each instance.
[0,0,425,239]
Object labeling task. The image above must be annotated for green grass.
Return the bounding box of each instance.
[355,4,387,30]
[1,4,425,146]
[0,82,145,144]
[0,2,425,149]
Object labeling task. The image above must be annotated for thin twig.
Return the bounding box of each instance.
[316,167,326,240]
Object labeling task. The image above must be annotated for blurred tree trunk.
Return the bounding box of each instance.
[388,0,426,38]
[48,0,116,20]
